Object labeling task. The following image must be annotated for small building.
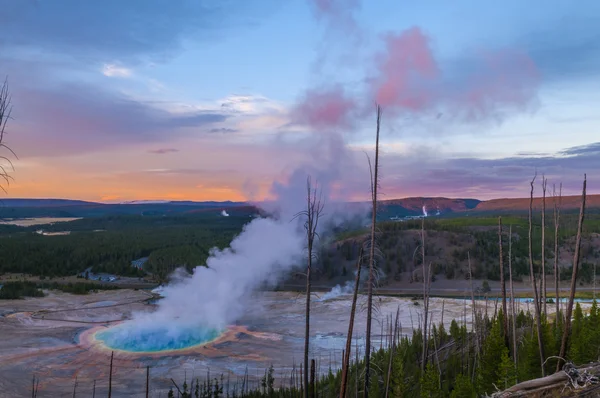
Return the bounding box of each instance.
[131,257,149,270]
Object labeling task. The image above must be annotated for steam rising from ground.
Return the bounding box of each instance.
[101,217,307,349]
[101,130,368,351]
[318,281,354,301]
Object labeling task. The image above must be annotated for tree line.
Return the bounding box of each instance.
[0,214,248,278]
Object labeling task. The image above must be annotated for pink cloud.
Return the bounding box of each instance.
[369,27,540,122]
[291,86,357,130]
[374,28,439,110]
[148,148,179,154]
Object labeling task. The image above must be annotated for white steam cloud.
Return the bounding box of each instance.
[221,210,230,217]
[317,281,354,301]
[422,205,428,217]
[105,132,370,347]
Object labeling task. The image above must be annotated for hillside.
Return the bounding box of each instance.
[0,199,250,218]
[379,197,480,218]
[474,194,600,213]
[1,194,599,221]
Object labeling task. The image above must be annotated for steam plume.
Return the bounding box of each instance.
[103,129,368,348]
[290,86,357,130]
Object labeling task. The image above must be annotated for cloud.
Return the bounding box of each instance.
[10,82,229,157]
[208,128,239,134]
[373,28,438,111]
[369,27,541,123]
[0,0,276,63]
[296,22,541,131]
[381,141,599,199]
[102,63,133,78]
[165,113,228,128]
[559,142,600,156]
[290,86,357,130]
[102,64,132,77]
[148,148,179,155]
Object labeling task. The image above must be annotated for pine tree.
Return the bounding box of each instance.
[450,319,461,341]
[391,347,408,397]
[450,373,476,398]
[497,346,517,389]
[587,300,600,362]
[477,313,506,394]
[420,362,442,398]
[569,302,586,364]
[518,328,542,381]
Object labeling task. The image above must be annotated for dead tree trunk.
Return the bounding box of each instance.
[468,252,480,382]
[421,217,429,371]
[541,176,548,316]
[499,216,508,345]
[557,175,587,372]
[528,174,546,376]
[384,307,400,398]
[339,248,364,398]
[310,359,316,398]
[553,183,562,319]
[108,351,113,398]
[146,366,150,398]
[296,177,324,398]
[0,78,17,193]
[508,225,518,370]
[364,104,382,398]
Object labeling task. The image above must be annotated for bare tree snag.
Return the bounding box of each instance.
[553,183,562,319]
[384,307,400,398]
[499,216,508,345]
[528,173,546,376]
[421,217,429,371]
[339,248,364,398]
[557,175,587,372]
[541,176,548,316]
[108,351,113,398]
[509,225,518,371]
[295,177,324,398]
[468,252,480,382]
[0,78,17,193]
[364,104,382,397]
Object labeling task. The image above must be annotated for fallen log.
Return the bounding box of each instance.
[492,363,600,397]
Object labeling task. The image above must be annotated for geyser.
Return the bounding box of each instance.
[95,323,224,353]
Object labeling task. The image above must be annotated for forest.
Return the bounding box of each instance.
[0,213,251,278]
[0,280,118,299]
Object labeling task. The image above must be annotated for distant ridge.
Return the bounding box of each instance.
[0,198,247,207]
[0,199,251,219]
[0,194,598,219]
[0,199,99,207]
[474,194,600,212]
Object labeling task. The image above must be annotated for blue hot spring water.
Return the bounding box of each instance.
[96,323,223,352]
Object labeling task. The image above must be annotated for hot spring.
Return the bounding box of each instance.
[94,323,225,353]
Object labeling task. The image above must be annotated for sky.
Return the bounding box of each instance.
[1,0,599,202]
